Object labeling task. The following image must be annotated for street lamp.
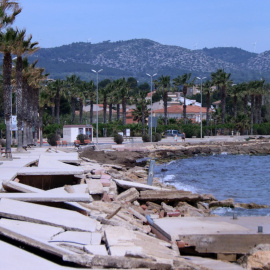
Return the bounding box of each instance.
[196,76,206,139]
[91,69,103,144]
[146,73,157,142]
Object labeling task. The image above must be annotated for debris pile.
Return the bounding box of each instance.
[0,154,266,269]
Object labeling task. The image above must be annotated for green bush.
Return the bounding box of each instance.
[114,134,123,144]
[153,133,162,142]
[47,133,60,146]
[43,124,62,137]
[77,134,88,143]
[142,134,150,142]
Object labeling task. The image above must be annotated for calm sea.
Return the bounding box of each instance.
[154,154,270,216]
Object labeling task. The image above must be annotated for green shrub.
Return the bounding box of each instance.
[114,134,123,144]
[47,133,60,146]
[153,133,162,142]
[77,134,88,143]
[142,134,150,142]
[43,124,62,137]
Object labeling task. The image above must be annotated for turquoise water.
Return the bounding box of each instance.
[155,155,270,216]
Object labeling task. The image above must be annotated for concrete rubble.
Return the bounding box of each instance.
[0,147,268,269]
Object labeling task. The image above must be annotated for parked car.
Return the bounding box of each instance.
[164,130,182,137]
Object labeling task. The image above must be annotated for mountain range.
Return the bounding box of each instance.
[29,39,270,83]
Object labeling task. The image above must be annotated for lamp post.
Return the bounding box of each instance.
[91,69,103,144]
[146,73,157,142]
[196,77,206,139]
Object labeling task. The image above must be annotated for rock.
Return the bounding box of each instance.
[176,202,208,217]
[161,202,175,213]
[237,244,270,270]
[235,202,269,209]
[209,198,235,208]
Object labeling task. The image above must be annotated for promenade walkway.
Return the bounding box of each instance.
[0,147,83,189]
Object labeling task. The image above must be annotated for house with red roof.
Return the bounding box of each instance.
[153,104,208,122]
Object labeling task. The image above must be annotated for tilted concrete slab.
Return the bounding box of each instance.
[0,148,83,189]
[184,256,244,270]
[113,178,170,191]
[0,218,64,241]
[0,240,90,270]
[154,216,270,254]
[84,245,108,256]
[51,231,102,245]
[104,226,178,261]
[0,192,92,202]
[0,198,99,232]
[46,184,88,194]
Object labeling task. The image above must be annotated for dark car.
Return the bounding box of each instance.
[165,130,181,137]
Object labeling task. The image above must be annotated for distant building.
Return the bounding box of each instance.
[63,125,93,143]
[153,104,208,123]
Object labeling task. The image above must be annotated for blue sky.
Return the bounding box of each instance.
[13,0,270,53]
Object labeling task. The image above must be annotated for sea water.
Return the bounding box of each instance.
[155,155,270,216]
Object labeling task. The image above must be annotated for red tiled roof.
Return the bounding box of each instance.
[153,105,208,114]
[147,90,156,97]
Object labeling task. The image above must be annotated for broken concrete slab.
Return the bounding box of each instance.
[0,240,90,270]
[0,218,64,241]
[51,231,102,245]
[184,256,244,270]
[140,190,203,202]
[113,178,169,191]
[104,226,178,261]
[47,184,88,194]
[155,216,270,255]
[115,187,139,202]
[87,179,104,194]
[0,224,75,258]
[84,245,108,256]
[2,180,45,193]
[63,254,172,269]
[0,192,92,202]
[0,198,99,232]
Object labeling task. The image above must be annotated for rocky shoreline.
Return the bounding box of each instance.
[78,139,270,269]
[147,139,270,161]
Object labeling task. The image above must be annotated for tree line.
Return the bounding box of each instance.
[1,1,269,158]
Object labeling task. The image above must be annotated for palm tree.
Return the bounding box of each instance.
[0,0,21,30]
[13,30,39,151]
[86,80,95,124]
[65,74,81,123]
[228,83,246,120]
[28,65,47,145]
[47,79,65,124]
[202,80,212,129]
[211,69,232,129]
[173,73,194,124]
[255,80,264,125]
[132,90,150,135]
[0,27,17,158]
[39,85,52,147]
[101,81,113,123]
[248,80,264,134]
[76,81,90,124]
[114,78,130,125]
[157,75,170,125]
[247,80,257,135]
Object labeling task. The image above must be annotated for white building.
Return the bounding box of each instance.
[63,125,93,143]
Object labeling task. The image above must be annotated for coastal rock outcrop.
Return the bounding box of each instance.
[237,244,270,270]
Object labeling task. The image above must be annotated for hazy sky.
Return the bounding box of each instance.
[13,0,270,53]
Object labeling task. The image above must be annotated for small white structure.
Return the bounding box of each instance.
[63,125,93,143]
